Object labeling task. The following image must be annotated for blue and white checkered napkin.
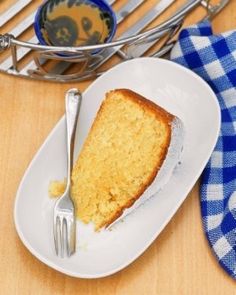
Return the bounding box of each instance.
[170,21,236,279]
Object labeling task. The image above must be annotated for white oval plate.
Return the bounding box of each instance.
[14,58,220,278]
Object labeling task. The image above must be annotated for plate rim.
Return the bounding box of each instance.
[14,57,221,278]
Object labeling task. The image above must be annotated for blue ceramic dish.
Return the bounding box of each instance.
[34,0,117,53]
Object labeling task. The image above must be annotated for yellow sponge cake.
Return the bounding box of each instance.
[71,89,176,230]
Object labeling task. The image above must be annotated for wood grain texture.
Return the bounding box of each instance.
[0,1,236,294]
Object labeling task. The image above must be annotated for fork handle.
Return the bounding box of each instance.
[65,88,82,189]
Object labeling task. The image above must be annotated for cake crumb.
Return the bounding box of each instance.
[48,179,66,198]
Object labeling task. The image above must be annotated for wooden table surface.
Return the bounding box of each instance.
[0,1,236,294]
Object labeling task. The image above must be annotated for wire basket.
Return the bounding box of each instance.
[0,0,230,82]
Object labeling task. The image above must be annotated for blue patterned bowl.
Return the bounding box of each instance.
[34,0,116,53]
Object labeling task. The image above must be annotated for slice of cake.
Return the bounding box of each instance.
[70,89,183,230]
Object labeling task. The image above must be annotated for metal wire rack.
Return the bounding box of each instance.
[0,0,230,82]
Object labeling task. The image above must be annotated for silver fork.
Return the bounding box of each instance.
[53,88,82,257]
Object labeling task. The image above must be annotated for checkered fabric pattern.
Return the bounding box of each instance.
[170,21,236,279]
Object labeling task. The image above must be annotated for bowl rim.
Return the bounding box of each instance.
[33,0,117,49]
